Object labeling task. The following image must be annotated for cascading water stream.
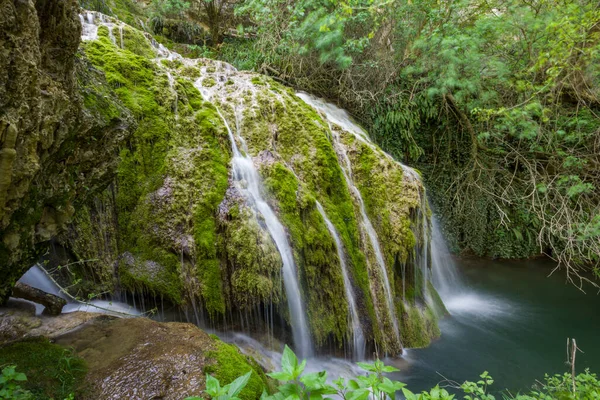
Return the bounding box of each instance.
[17,265,140,316]
[315,201,366,360]
[207,101,313,358]
[430,216,465,302]
[296,92,402,350]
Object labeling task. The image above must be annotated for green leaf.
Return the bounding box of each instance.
[356,362,377,372]
[227,371,252,397]
[347,388,371,400]
[281,345,298,375]
[268,371,293,381]
[402,388,418,400]
[205,374,221,397]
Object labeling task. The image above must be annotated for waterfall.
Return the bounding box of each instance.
[315,201,366,360]
[166,71,178,119]
[75,13,450,356]
[297,92,402,350]
[80,12,99,41]
[431,217,464,302]
[204,99,313,358]
[119,26,124,49]
[17,265,139,316]
[107,24,117,45]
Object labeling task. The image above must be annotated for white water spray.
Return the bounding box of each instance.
[17,265,140,316]
[430,217,464,302]
[297,92,402,350]
[200,96,313,358]
[315,201,365,360]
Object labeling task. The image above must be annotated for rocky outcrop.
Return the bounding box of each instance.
[55,317,269,400]
[0,0,134,302]
[0,301,269,399]
[51,15,441,355]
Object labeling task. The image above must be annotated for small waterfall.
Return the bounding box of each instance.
[202,97,313,358]
[166,71,178,119]
[118,26,124,49]
[297,92,402,350]
[17,265,139,316]
[80,12,99,41]
[431,217,464,302]
[107,24,117,46]
[315,201,365,360]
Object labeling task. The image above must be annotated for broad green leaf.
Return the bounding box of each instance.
[227,371,252,397]
[356,362,377,372]
[281,345,298,375]
[268,371,293,381]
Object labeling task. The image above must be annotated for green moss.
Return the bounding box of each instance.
[0,338,88,399]
[180,65,201,78]
[251,76,265,85]
[122,26,156,58]
[203,77,216,87]
[220,204,283,309]
[82,26,230,312]
[399,303,440,348]
[204,339,270,400]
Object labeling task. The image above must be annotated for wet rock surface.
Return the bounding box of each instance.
[0,0,133,303]
[0,300,268,399]
[56,318,213,399]
[0,299,100,345]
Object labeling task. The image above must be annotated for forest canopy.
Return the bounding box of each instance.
[85,0,600,287]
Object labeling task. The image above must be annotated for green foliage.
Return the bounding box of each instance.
[185,371,252,400]
[0,366,31,400]
[203,340,270,400]
[0,338,87,399]
[203,347,600,400]
[228,0,600,284]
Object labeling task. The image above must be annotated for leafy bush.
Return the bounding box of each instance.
[0,338,87,399]
[0,366,31,400]
[192,346,600,400]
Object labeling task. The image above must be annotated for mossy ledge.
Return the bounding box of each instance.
[0,0,134,303]
[49,12,443,355]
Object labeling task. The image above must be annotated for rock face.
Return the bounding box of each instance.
[1,5,441,355]
[51,14,442,356]
[54,317,269,400]
[0,0,134,302]
[0,301,268,400]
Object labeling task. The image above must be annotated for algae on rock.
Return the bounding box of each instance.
[0,0,133,303]
[55,13,442,354]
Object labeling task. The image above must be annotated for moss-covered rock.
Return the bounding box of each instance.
[0,0,134,303]
[55,14,442,355]
[0,337,88,399]
[53,316,269,399]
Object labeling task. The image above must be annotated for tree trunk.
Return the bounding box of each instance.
[12,282,66,315]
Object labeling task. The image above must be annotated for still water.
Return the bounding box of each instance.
[393,258,600,394]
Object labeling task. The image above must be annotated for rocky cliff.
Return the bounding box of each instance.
[0,0,133,302]
[52,13,442,356]
[1,3,442,356]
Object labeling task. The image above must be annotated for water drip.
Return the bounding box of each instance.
[119,26,124,49]
[297,92,402,352]
[202,99,313,358]
[107,24,117,45]
[315,201,365,360]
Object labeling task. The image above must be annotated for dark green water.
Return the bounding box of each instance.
[391,258,600,394]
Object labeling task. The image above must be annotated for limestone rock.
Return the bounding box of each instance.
[0,0,134,302]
